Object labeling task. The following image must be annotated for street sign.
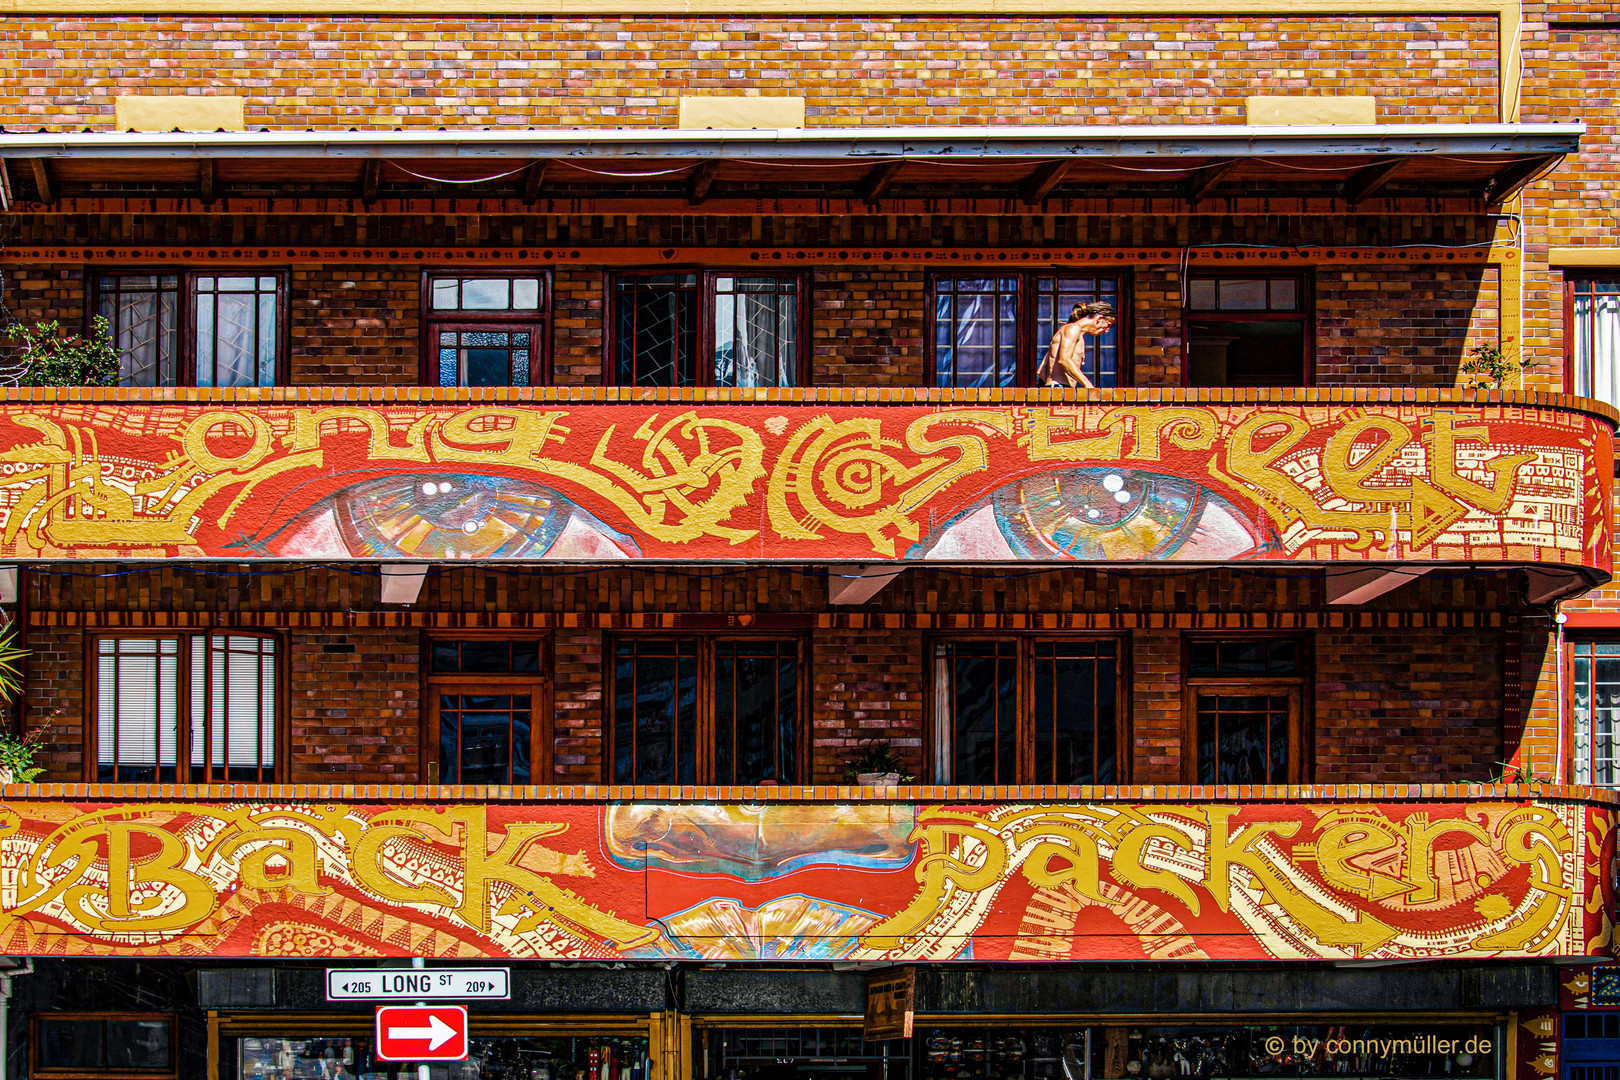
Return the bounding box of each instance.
[375,1005,469,1062]
[326,968,509,1001]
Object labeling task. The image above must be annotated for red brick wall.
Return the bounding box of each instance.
[811,269,925,387]
[1314,267,1500,387]
[553,628,603,782]
[0,16,1501,131]
[19,628,83,779]
[289,267,420,387]
[812,628,925,784]
[288,630,420,783]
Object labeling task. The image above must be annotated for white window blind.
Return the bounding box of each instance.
[1573,280,1620,407]
[98,634,277,783]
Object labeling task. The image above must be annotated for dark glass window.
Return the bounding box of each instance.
[615,274,699,387]
[1185,274,1310,388]
[932,276,1020,389]
[1031,640,1118,784]
[430,639,543,675]
[97,273,180,387]
[714,640,799,784]
[1185,637,1304,785]
[428,638,547,786]
[613,638,700,784]
[35,1015,175,1076]
[933,640,1017,784]
[1195,694,1291,784]
[1188,638,1300,676]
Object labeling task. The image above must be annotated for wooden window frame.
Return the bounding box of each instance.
[603,632,811,786]
[31,1012,178,1080]
[1566,635,1620,787]
[1563,274,1620,399]
[1180,633,1311,785]
[419,270,553,387]
[83,629,287,785]
[927,270,1134,389]
[603,270,812,388]
[421,632,553,786]
[89,269,289,388]
[1180,271,1315,389]
[924,633,1130,785]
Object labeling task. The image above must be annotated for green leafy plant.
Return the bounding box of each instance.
[841,740,914,784]
[1460,336,1534,390]
[2,316,120,387]
[1495,760,1554,785]
[0,627,41,783]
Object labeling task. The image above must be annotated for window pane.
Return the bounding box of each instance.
[460,278,511,310]
[1575,646,1620,785]
[617,275,698,387]
[99,274,180,388]
[1034,274,1123,388]
[613,639,699,784]
[431,279,460,310]
[1189,638,1301,676]
[97,637,179,784]
[714,641,798,784]
[196,276,278,388]
[935,641,1016,784]
[1197,694,1289,784]
[934,277,1019,388]
[1574,280,1620,407]
[713,276,798,388]
[1188,279,1217,309]
[1032,641,1117,784]
[1270,278,1298,310]
[512,278,541,310]
[209,635,276,783]
[105,1021,171,1070]
[39,1019,105,1069]
[1217,279,1269,310]
[432,640,541,675]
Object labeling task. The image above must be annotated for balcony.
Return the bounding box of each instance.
[0,783,1611,962]
[0,388,1609,584]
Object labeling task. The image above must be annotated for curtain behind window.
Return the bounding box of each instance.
[1574,280,1620,406]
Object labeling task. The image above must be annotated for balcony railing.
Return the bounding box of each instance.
[0,782,1612,962]
[0,387,1609,570]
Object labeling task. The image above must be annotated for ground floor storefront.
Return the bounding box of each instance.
[6,960,1602,1080]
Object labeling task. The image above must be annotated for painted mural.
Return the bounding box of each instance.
[0,797,1610,962]
[0,400,1605,565]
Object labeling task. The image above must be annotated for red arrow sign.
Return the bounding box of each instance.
[375,1005,469,1061]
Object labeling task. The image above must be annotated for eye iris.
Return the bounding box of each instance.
[329,475,567,559]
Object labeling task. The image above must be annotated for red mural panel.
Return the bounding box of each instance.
[0,796,1607,962]
[0,398,1605,567]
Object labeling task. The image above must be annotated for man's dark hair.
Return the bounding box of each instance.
[1068,301,1118,322]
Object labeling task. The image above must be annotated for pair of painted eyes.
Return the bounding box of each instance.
[271,467,1270,562]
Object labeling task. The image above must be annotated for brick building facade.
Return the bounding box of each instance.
[1,5,1618,1080]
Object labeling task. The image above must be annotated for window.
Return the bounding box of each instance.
[1573,641,1620,785]
[91,633,279,784]
[930,637,1122,785]
[610,637,804,784]
[1183,637,1305,784]
[427,638,549,785]
[930,272,1129,388]
[95,271,285,388]
[424,273,549,387]
[32,1014,176,1078]
[610,272,805,387]
[1568,277,1620,406]
[1185,274,1311,388]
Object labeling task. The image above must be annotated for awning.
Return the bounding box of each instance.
[0,122,1583,210]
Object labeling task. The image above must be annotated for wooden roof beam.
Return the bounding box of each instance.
[858,160,905,205]
[28,159,53,204]
[198,159,215,204]
[1343,158,1408,206]
[1021,159,1072,206]
[361,160,381,206]
[687,160,721,205]
[1184,157,1241,204]
[522,159,549,206]
[1484,154,1559,207]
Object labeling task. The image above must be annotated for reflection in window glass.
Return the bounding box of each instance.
[714,640,798,784]
[1217,279,1270,310]
[437,329,532,387]
[933,640,1016,784]
[440,693,531,784]
[1189,638,1300,677]
[36,1016,173,1074]
[1034,275,1124,388]
[1196,694,1290,784]
[616,275,698,387]
[1031,640,1117,784]
[195,275,278,387]
[430,277,543,312]
[934,277,1020,388]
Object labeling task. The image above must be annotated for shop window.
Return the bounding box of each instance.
[427,637,549,785]
[1183,636,1305,785]
[424,273,549,387]
[931,272,1128,389]
[1185,274,1311,388]
[1569,277,1620,406]
[235,1033,649,1080]
[1100,1023,1497,1080]
[32,1013,176,1078]
[91,633,279,784]
[706,1027,912,1080]
[931,638,1122,785]
[916,1027,1087,1080]
[1573,641,1620,785]
[95,271,285,388]
[611,271,804,387]
[610,637,804,785]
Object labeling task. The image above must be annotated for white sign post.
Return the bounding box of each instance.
[326,968,510,1001]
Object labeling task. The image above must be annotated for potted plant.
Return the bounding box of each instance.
[1460,337,1536,391]
[841,740,914,786]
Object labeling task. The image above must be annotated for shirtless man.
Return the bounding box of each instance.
[1036,301,1117,388]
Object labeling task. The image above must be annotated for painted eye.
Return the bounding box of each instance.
[911,466,1274,561]
[271,474,641,560]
